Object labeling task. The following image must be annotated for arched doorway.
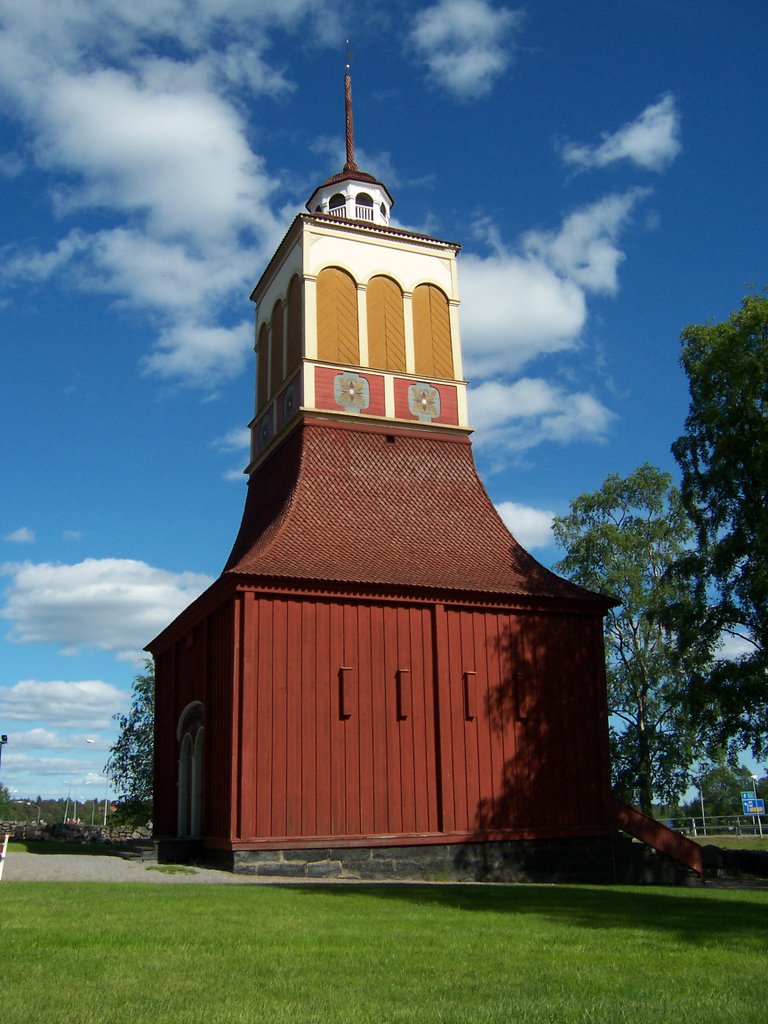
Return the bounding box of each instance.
[177,702,204,838]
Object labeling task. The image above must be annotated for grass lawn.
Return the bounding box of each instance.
[1,883,766,1023]
[6,839,119,856]
[689,834,768,852]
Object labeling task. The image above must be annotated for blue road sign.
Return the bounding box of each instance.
[741,791,765,815]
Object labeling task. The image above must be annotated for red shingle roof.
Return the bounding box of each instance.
[224,420,605,604]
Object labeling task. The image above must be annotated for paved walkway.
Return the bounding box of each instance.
[3,848,768,888]
[1,850,259,884]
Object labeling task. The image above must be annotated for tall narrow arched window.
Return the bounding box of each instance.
[256,323,269,411]
[413,283,454,379]
[270,299,284,397]
[177,702,204,840]
[316,267,360,366]
[286,275,303,374]
[367,275,406,372]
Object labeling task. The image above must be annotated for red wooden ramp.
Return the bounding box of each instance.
[614,799,703,877]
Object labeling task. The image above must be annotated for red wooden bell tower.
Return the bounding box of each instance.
[148,66,617,880]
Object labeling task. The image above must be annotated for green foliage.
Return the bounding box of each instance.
[671,289,768,757]
[105,659,154,823]
[553,465,710,812]
[680,760,756,818]
[0,782,12,817]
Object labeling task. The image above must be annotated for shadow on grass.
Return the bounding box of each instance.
[8,840,127,858]
[285,882,768,947]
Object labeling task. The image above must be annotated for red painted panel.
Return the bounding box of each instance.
[433,602,454,834]
[300,600,317,836]
[314,366,387,418]
[270,599,289,837]
[285,600,303,836]
[329,602,347,835]
[314,600,332,836]
[255,597,274,837]
[356,603,374,835]
[342,603,361,835]
[393,377,459,425]
[396,609,415,831]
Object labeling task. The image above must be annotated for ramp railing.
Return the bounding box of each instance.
[614,799,703,877]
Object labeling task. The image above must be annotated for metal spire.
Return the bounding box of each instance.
[343,40,359,173]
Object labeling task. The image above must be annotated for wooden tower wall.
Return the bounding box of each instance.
[152,589,612,850]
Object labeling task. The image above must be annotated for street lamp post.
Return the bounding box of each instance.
[0,734,8,776]
[752,775,763,838]
[698,781,707,837]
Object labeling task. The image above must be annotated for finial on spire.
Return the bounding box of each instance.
[343,40,359,173]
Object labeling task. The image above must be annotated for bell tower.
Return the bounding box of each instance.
[150,61,618,884]
[245,62,468,473]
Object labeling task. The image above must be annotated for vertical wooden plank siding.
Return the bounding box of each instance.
[269,300,284,398]
[329,602,347,835]
[316,267,360,366]
[254,596,273,836]
[300,600,317,836]
[256,324,269,412]
[342,603,361,834]
[413,284,454,380]
[367,275,407,371]
[432,602,453,834]
[286,274,303,374]
[314,600,332,836]
[200,592,611,847]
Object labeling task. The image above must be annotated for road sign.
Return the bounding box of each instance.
[741,792,765,815]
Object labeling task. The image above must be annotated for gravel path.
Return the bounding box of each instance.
[1,851,262,884]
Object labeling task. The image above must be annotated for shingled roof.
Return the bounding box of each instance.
[224,419,607,604]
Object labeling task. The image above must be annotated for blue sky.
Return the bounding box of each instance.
[1,0,765,800]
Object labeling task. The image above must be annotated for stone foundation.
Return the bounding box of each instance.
[205,837,619,884]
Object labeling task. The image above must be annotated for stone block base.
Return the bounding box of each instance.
[223,837,617,883]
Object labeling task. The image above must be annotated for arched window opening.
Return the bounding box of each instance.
[256,323,269,411]
[367,275,406,372]
[316,267,360,365]
[355,192,374,221]
[177,702,204,840]
[328,193,346,218]
[413,284,454,379]
[270,299,284,397]
[286,275,303,373]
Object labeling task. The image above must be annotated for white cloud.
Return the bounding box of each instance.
[409,0,524,99]
[560,95,681,172]
[215,428,251,453]
[460,252,586,377]
[141,320,253,386]
[469,378,615,454]
[495,501,556,549]
[40,65,278,243]
[1,558,212,658]
[0,1,328,389]
[0,679,127,729]
[460,189,648,378]
[4,527,35,544]
[716,631,755,662]
[522,189,651,295]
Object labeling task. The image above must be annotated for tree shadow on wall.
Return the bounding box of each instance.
[453,618,612,883]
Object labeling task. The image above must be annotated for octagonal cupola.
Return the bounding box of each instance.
[306,61,394,226]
